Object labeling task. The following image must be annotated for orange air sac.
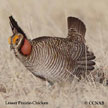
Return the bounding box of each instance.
[21,39,32,55]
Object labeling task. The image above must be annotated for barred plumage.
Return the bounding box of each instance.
[8,16,95,84]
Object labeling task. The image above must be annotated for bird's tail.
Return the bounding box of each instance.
[67,17,86,42]
[75,51,95,78]
[77,51,95,69]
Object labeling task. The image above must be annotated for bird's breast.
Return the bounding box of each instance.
[24,42,72,82]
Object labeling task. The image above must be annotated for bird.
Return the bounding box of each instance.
[8,16,95,84]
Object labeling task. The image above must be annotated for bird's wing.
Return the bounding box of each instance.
[67,41,95,77]
[67,17,86,43]
[53,39,95,74]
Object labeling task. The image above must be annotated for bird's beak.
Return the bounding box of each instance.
[8,36,13,50]
[10,45,13,50]
[8,36,11,44]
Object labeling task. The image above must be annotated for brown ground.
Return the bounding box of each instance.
[0,0,108,108]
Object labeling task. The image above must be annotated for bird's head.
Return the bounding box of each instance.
[8,16,32,56]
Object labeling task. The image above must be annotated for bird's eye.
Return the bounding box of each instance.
[12,35,20,44]
[16,38,19,42]
[15,38,19,44]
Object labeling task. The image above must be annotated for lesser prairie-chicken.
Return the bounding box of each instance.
[8,16,95,84]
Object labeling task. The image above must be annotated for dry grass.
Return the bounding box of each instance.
[0,0,108,108]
